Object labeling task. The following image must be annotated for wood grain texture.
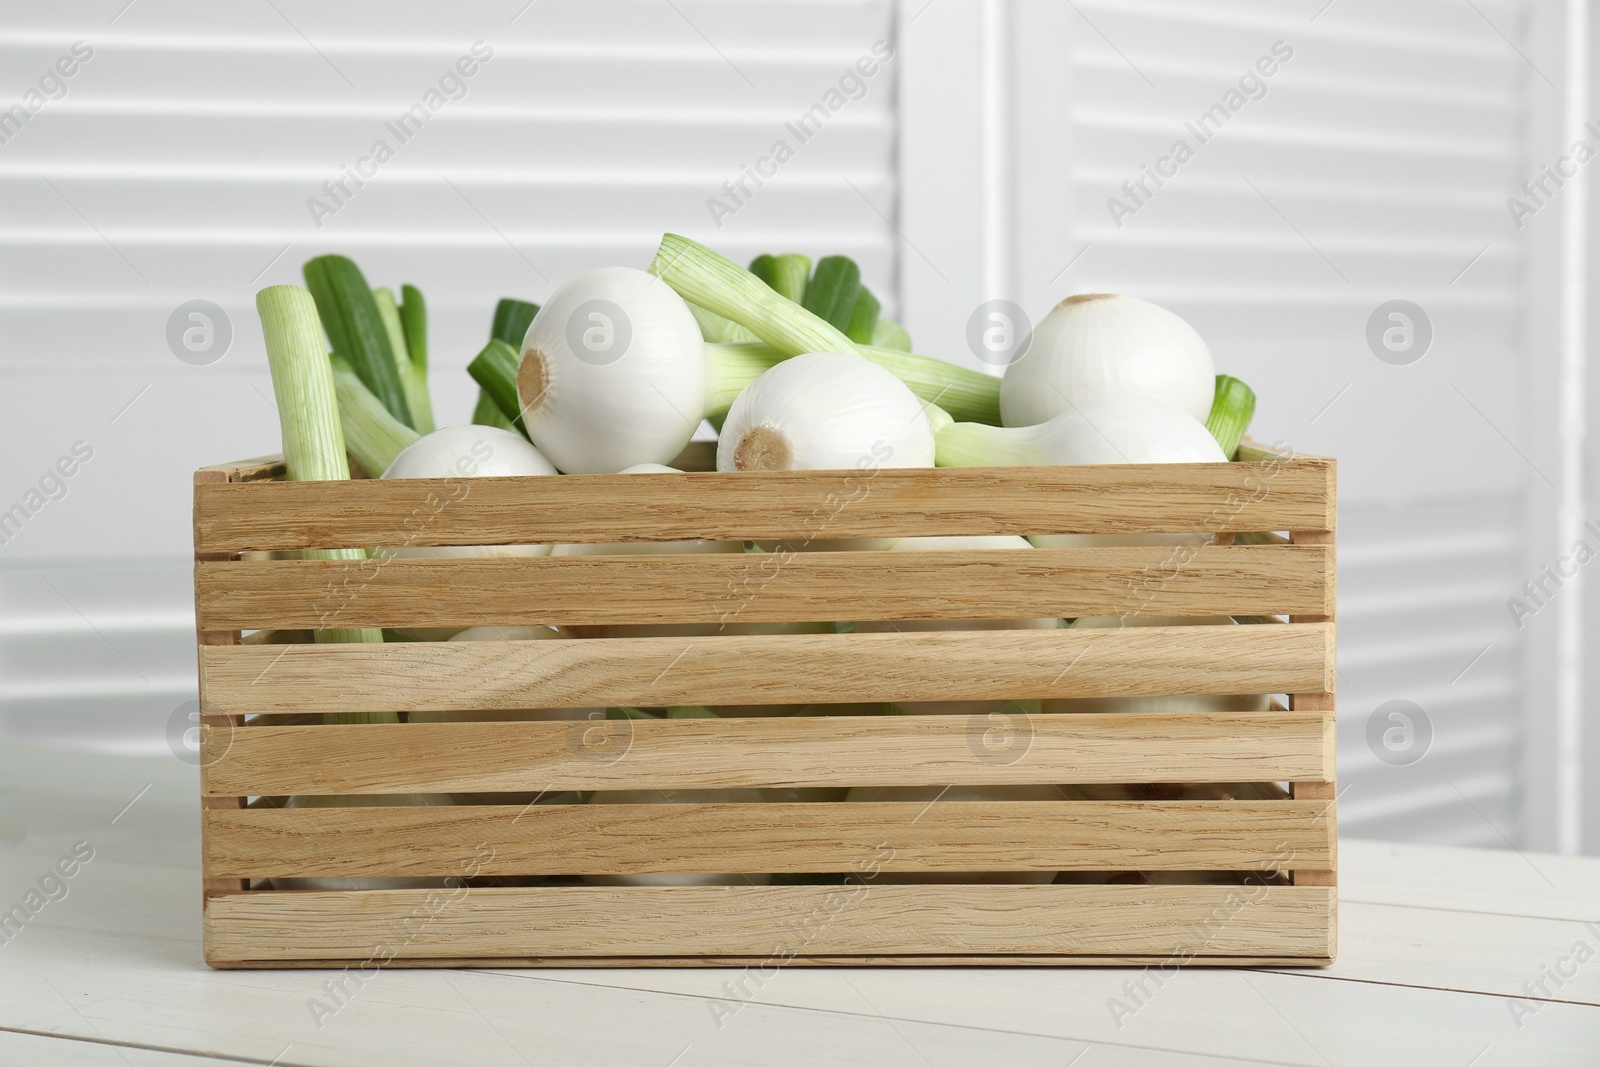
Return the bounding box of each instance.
[201,710,1332,795]
[1290,520,1337,898]
[199,624,1334,718]
[195,544,1333,630]
[195,466,246,894]
[202,884,1336,962]
[202,800,1333,878]
[203,953,1333,969]
[192,459,1335,552]
[194,454,286,483]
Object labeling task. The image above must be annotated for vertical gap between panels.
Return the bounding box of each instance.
[1557,0,1589,856]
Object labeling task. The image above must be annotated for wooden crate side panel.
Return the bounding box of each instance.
[201,710,1331,796]
[192,459,1335,553]
[198,624,1333,718]
[202,884,1335,962]
[202,800,1333,878]
[194,545,1332,631]
[205,953,1333,969]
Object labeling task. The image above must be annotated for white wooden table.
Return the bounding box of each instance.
[2,745,1597,1066]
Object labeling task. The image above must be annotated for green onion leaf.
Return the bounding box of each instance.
[802,255,861,332]
[467,339,529,436]
[490,297,541,348]
[472,389,515,430]
[374,286,434,435]
[1205,374,1257,460]
[331,353,420,477]
[871,318,912,351]
[302,255,412,429]
[770,253,811,303]
[845,285,881,345]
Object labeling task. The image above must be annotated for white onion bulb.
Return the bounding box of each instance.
[1000,293,1215,426]
[518,267,707,474]
[378,425,559,640]
[717,352,934,473]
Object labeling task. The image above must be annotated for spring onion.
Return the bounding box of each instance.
[718,352,934,473]
[845,285,881,345]
[477,298,541,431]
[329,354,419,477]
[648,234,1002,424]
[1205,374,1257,459]
[999,293,1216,426]
[766,253,811,303]
[472,390,516,431]
[490,297,540,348]
[515,267,796,473]
[257,284,384,652]
[302,254,412,427]
[871,317,913,351]
[374,284,433,434]
[468,339,528,435]
[936,393,1224,468]
[686,301,759,343]
[376,424,559,640]
[801,255,860,332]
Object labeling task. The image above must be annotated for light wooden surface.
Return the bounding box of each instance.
[4,746,1597,1065]
[193,457,1335,551]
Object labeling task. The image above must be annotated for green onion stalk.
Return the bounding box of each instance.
[1205,375,1257,460]
[648,234,1002,425]
[255,285,393,723]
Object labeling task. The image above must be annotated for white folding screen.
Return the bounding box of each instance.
[899,0,1566,848]
[0,0,902,748]
[2,0,1585,854]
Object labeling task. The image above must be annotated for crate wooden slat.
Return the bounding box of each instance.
[203,884,1335,963]
[202,711,1332,795]
[194,544,1331,630]
[193,458,1334,552]
[199,624,1332,715]
[202,800,1334,878]
[195,448,1338,968]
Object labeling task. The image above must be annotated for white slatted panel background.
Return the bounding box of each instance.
[0,0,900,750]
[1003,0,1539,846]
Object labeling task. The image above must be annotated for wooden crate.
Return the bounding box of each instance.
[194,442,1336,968]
